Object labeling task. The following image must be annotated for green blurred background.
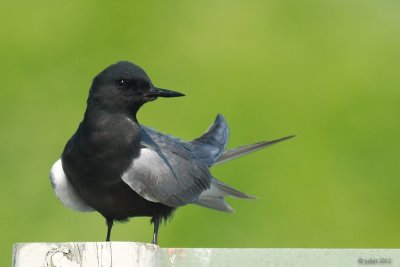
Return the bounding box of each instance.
[1,0,400,264]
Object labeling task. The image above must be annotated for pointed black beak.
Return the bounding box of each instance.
[146,87,185,98]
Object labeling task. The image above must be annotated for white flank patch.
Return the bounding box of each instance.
[50,159,94,212]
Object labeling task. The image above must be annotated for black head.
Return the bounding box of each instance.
[88,61,184,114]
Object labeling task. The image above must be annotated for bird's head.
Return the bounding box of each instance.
[88,61,184,114]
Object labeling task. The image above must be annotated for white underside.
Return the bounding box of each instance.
[50,159,94,212]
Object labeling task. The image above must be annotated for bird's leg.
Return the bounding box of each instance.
[106,218,113,242]
[151,216,160,245]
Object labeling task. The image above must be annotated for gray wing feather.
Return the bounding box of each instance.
[215,135,295,165]
[121,127,211,207]
[184,114,229,166]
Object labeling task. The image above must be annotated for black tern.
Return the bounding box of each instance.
[50,61,293,244]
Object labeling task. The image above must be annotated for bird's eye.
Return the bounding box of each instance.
[116,79,127,88]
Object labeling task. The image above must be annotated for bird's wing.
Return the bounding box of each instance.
[184,114,229,166]
[121,127,211,207]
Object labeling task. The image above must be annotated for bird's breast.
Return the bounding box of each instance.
[62,114,141,187]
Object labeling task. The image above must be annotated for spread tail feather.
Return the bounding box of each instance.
[214,135,295,165]
[194,178,255,212]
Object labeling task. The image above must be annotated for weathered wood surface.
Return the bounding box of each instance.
[12,242,400,267]
[13,242,159,267]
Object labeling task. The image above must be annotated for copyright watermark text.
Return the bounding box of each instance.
[358,257,392,265]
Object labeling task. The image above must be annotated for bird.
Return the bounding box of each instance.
[50,61,293,245]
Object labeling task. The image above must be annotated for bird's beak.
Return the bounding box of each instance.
[146,87,185,98]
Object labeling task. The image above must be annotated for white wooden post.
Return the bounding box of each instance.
[13,242,160,267]
[12,242,400,267]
